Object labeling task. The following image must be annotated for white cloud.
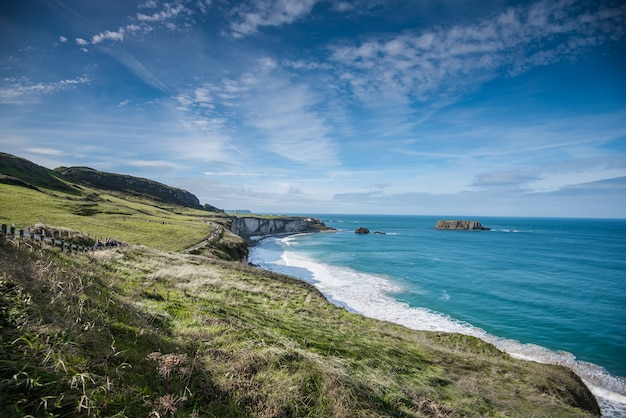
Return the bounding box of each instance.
[125,24,142,33]
[139,0,159,8]
[137,3,190,23]
[229,0,321,38]
[122,159,179,175]
[328,0,626,105]
[0,76,90,104]
[203,170,271,177]
[173,58,339,167]
[24,147,63,156]
[92,28,125,44]
[75,38,89,46]
[196,0,212,14]
[235,62,340,166]
[59,36,68,43]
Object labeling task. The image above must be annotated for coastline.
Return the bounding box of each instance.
[247,226,626,418]
[231,215,335,245]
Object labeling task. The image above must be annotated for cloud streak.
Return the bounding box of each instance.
[328,0,626,105]
[0,76,90,104]
[2,0,624,216]
[175,57,340,167]
[228,0,321,38]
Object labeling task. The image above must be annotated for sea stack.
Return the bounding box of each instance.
[435,220,491,230]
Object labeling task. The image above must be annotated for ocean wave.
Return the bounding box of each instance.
[249,239,626,417]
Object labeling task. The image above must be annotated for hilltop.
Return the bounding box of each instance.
[0,152,243,258]
[55,166,212,210]
[0,152,601,417]
[0,152,80,195]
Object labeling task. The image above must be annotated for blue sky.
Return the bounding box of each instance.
[1,0,625,217]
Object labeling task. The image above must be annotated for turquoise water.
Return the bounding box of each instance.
[249,215,626,416]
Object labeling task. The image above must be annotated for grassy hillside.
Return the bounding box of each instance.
[54,166,207,209]
[0,182,243,256]
[0,242,599,417]
[0,154,601,417]
[0,152,80,195]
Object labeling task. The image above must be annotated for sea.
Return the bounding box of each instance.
[248,215,626,417]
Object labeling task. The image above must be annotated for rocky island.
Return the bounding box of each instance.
[435,220,491,230]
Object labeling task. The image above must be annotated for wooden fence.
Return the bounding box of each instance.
[0,224,91,253]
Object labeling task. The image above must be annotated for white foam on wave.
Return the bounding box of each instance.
[250,239,626,417]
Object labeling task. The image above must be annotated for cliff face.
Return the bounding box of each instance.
[231,216,331,241]
[435,220,491,230]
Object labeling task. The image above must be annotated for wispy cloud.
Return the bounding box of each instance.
[24,147,64,156]
[328,0,626,105]
[139,0,158,9]
[137,3,191,24]
[174,57,340,167]
[227,58,339,166]
[0,76,90,104]
[98,46,172,94]
[228,0,321,38]
[471,169,542,192]
[122,159,179,175]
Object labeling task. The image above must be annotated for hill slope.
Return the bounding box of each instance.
[0,153,240,256]
[0,242,600,417]
[54,166,204,208]
[0,153,601,417]
[0,152,80,194]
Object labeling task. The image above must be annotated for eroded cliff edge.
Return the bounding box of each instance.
[231,216,332,242]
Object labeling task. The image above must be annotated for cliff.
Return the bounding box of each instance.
[435,220,491,230]
[231,216,332,241]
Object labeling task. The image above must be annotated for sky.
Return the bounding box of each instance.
[1,0,625,217]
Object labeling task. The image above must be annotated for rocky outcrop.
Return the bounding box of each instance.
[355,227,370,234]
[231,216,332,241]
[435,220,491,230]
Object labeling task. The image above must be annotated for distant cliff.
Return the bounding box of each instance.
[435,220,491,230]
[231,216,332,241]
[55,166,203,208]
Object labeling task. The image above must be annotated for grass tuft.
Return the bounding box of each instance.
[0,240,600,417]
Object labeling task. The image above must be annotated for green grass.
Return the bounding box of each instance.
[0,242,600,417]
[0,180,600,417]
[0,184,237,252]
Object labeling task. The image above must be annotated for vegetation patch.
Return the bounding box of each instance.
[0,241,600,417]
[0,154,601,417]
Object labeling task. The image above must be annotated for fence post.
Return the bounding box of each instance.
[1,224,7,236]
